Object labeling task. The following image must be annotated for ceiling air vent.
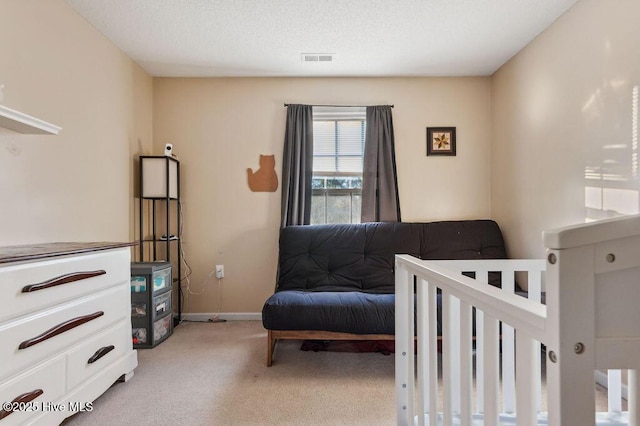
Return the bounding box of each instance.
[301,53,334,62]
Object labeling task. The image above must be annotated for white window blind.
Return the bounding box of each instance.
[313,120,365,173]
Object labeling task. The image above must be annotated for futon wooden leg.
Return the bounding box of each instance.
[267,330,275,367]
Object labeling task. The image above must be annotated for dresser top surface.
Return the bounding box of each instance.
[0,242,135,264]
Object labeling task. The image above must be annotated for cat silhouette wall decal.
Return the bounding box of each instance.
[247,154,278,192]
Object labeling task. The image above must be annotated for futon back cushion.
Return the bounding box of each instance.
[420,220,507,260]
[276,222,421,293]
[275,220,509,294]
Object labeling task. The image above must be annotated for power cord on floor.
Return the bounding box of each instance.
[210,277,224,322]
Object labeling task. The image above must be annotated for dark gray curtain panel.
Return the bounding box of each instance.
[280,104,313,228]
[361,105,401,222]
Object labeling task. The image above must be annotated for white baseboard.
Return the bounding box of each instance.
[179,312,262,322]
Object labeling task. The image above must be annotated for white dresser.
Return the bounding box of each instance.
[0,243,138,425]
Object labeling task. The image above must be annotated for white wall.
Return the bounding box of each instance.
[0,0,153,245]
[491,0,640,259]
[153,77,492,313]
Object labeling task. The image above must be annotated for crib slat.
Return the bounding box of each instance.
[516,330,537,426]
[475,269,489,417]
[460,300,473,425]
[451,296,461,414]
[483,312,500,426]
[528,268,542,303]
[476,268,489,285]
[503,324,516,413]
[535,340,542,413]
[503,269,516,414]
[608,369,622,413]
[394,264,414,426]
[503,269,515,291]
[442,292,453,426]
[428,282,438,426]
[417,278,439,426]
[476,310,485,413]
[416,279,426,426]
[629,369,639,426]
[528,269,543,412]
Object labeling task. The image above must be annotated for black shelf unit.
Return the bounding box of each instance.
[138,155,182,326]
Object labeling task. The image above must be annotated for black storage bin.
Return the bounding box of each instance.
[130,262,174,348]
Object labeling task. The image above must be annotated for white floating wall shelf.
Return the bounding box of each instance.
[0,104,61,135]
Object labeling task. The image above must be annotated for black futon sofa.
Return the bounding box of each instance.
[262,220,510,366]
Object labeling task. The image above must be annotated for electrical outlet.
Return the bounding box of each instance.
[215,265,224,279]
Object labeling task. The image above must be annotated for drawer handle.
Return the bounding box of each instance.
[22,270,106,293]
[18,311,104,350]
[0,389,43,420]
[88,345,115,364]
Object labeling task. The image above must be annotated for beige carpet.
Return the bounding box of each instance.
[63,321,397,426]
[63,321,615,426]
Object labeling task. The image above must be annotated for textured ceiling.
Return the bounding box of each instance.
[65,0,579,77]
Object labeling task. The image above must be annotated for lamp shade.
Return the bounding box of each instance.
[141,156,178,199]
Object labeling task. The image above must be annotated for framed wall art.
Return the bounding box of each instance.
[426,127,456,156]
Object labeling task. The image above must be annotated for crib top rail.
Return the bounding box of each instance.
[543,214,640,249]
[395,255,548,343]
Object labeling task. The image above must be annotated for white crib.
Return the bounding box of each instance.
[395,215,640,426]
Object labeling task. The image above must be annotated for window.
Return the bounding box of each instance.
[311,107,366,224]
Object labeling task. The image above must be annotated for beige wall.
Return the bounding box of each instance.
[491,0,640,259]
[9,0,622,313]
[0,0,153,245]
[153,77,492,313]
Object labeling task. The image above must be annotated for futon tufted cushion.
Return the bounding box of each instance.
[276,222,422,294]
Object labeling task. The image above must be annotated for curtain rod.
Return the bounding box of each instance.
[283,103,393,108]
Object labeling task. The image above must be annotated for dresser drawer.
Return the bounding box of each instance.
[0,286,129,380]
[66,319,133,391]
[0,249,129,324]
[0,355,65,426]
